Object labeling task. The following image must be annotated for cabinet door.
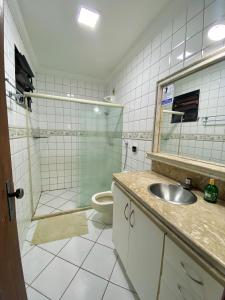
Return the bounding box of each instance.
[112,184,130,268]
[163,236,224,300]
[127,202,164,300]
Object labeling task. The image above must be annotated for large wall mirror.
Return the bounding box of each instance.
[151,48,225,178]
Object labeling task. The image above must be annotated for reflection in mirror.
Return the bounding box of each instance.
[160,60,225,165]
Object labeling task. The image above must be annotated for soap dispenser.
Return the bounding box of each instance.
[204,178,218,203]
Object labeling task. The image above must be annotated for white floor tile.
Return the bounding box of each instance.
[50,208,62,214]
[82,243,117,280]
[32,257,78,300]
[35,205,55,216]
[97,226,114,249]
[22,247,54,284]
[59,201,77,211]
[22,241,34,257]
[46,197,68,209]
[110,260,133,291]
[103,283,139,300]
[88,211,105,224]
[81,220,104,242]
[37,203,43,209]
[26,223,38,242]
[61,269,107,300]
[85,209,94,218]
[58,236,94,266]
[34,189,82,217]
[39,194,55,204]
[38,238,69,255]
[26,286,48,300]
[46,189,66,196]
[60,191,75,200]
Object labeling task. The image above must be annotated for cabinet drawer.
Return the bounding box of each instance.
[161,259,202,300]
[164,236,223,300]
[159,279,180,300]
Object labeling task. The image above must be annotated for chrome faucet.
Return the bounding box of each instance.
[177,178,193,190]
[182,178,193,190]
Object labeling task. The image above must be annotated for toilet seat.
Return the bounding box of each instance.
[91,191,113,225]
[92,191,113,210]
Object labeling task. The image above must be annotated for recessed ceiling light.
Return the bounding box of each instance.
[78,7,100,29]
[208,24,225,41]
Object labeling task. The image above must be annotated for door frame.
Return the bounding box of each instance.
[0,0,27,299]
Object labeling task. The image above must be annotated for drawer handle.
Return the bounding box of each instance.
[180,262,204,286]
[124,203,129,221]
[177,284,187,300]
[129,209,135,228]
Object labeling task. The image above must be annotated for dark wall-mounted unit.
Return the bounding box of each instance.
[15,46,34,111]
[171,89,200,123]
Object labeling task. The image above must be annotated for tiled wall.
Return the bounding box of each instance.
[4,1,41,248]
[35,73,106,104]
[107,0,225,171]
[161,59,225,164]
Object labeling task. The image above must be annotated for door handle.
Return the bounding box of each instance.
[8,188,24,199]
[6,181,24,222]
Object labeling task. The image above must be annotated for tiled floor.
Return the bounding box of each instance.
[34,188,81,217]
[23,209,139,300]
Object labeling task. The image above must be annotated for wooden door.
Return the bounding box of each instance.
[0,0,27,299]
[112,184,130,268]
[127,201,164,300]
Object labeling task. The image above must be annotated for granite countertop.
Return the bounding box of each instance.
[113,171,225,279]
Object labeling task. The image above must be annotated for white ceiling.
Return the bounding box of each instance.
[17,0,171,80]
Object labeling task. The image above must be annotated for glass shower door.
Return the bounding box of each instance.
[78,104,123,208]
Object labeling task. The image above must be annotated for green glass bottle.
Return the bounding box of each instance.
[204,178,218,203]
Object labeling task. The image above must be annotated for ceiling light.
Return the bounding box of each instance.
[78,7,100,29]
[208,24,225,41]
[177,51,192,60]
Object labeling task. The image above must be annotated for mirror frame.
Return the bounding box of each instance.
[149,47,225,180]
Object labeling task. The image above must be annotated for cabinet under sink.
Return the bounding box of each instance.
[112,183,224,300]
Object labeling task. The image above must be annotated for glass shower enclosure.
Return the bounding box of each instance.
[28,95,123,215]
[79,104,123,207]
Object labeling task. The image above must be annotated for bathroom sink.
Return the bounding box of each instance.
[148,183,197,205]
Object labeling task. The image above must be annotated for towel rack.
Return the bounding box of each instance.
[5,77,26,105]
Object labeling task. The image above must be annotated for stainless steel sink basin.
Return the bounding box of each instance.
[148,183,197,205]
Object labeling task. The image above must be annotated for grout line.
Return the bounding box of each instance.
[26,285,51,300]
[23,213,136,299]
[101,256,118,300]
[58,229,99,299]
[27,239,74,293]
[27,255,56,286]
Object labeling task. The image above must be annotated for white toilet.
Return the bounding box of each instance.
[91,190,113,225]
